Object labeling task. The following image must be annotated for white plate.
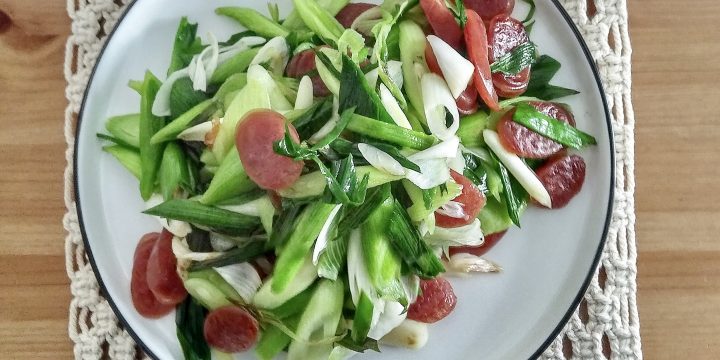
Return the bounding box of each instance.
[75,1,614,359]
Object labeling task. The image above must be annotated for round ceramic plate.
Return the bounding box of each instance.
[75,1,614,359]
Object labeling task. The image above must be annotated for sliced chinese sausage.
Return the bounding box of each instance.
[463,0,515,21]
[449,230,507,257]
[464,9,500,111]
[420,0,464,50]
[534,154,586,208]
[488,15,531,98]
[496,101,576,159]
[204,306,260,353]
[435,171,486,228]
[335,3,376,28]
[131,232,175,318]
[235,110,304,190]
[146,229,188,305]
[424,43,478,115]
[407,278,457,323]
[285,49,330,97]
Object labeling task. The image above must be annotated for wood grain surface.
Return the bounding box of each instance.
[0,0,717,359]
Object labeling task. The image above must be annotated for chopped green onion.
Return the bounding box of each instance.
[151,99,215,144]
[512,102,597,149]
[387,200,445,278]
[102,145,142,180]
[346,114,437,150]
[176,298,210,360]
[524,55,580,100]
[138,71,166,200]
[216,7,290,38]
[339,54,394,124]
[105,113,140,148]
[490,42,536,75]
[144,199,260,236]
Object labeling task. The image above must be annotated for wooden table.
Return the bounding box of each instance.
[0,0,718,359]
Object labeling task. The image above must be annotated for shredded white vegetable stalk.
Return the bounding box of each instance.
[449,147,466,173]
[380,320,428,349]
[357,143,406,176]
[410,136,459,161]
[426,35,474,99]
[312,204,343,264]
[214,263,263,303]
[216,36,266,64]
[445,253,503,275]
[172,237,222,262]
[177,119,217,142]
[424,219,484,247]
[379,84,412,129]
[188,32,220,92]
[151,69,190,117]
[435,200,465,219]
[421,73,460,140]
[250,36,289,75]
[483,130,552,207]
[295,75,314,110]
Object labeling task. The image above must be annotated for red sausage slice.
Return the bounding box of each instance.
[146,230,187,305]
[463,0,515,21]
[407,278,457,323]
[285,49,331,97]
[131,232,175,318]
[235,110,304,190]
[488,15,531,98]
[421,0,464,50]
[465,9,500,111]
[448,230,507,257]
[335,3,376,28]
[534,154,586,208]
[497,101,576,159]
[435,171,486,228]
[424,44,478,115]
[204,306,259,353]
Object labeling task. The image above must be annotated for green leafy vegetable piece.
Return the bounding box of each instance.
[445,0,467,27]
[266,204,303,250]
[138,71,166,200]
[491,152,527,227]
[292,98,335,138]
[490,42,536,75]
[318,154,370,206]
[144,199,260,236]
[339,54,394,124]
[200,148,257,205]
[170,78,210,120]
[336,334,381,353]
[158,142,190,200]
[512,102,597,149]
[291,0,345,44]
[524,55,580,100]
[457,111,489,147]
[387,200,445,278]
[215,7,290,38]
[168,17,204,75]
[102,145,142,179]
[105,113,140,148]
[271,202,338,293]
[317,235,348,280]
[176,297,211,360]
[521,0,536,25]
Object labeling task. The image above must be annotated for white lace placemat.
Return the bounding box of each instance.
[62,0,641,358]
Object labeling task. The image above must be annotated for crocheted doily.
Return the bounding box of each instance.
[63,0,641,358]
